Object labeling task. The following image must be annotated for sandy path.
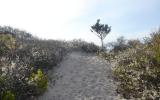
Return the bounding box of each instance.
[39,52,117,100]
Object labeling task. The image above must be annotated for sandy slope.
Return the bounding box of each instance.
[39,52,117,100]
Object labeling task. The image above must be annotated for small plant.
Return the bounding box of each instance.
[29,69,48,95]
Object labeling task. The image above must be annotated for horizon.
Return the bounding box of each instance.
[0,0,160,45]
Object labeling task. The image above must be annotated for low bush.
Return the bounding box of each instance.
[113,30,160,99]
[81,42,99,53]
[68,39,99,53]
[0,26,68,99]
[29,69,48,95]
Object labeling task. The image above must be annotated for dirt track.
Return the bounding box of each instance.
[39,52,117,100]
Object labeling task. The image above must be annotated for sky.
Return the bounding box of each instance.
[0,0,160,45]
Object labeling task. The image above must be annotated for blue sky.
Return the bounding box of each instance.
[0,0,160,45]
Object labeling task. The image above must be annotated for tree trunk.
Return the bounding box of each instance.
[101,37,104,51]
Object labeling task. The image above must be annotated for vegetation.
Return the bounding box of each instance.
[103,29,160,99]
[1,24,160,100]
[68,39,99,53]
[0,30,49,100]
[0,26,99,100]
[91,19,111,50]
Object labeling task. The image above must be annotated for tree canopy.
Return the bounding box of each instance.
[91,19,111,50]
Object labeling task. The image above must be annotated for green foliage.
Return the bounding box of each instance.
[29,69,48,95]
[113,30,160,99]
[0,34,15,49]
[0,34,15,56]
[1,91,15,100]
[149,31,160,62]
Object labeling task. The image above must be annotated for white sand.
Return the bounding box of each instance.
[39,52,117,100]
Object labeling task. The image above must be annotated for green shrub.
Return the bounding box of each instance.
[113,30,160,99]
[29,69,48,95]
[1,91,15,100]
[0,27,64,99]
[149,32,160,62]
[0,34,15,57]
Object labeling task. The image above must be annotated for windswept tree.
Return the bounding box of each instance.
[91,19,111,50]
